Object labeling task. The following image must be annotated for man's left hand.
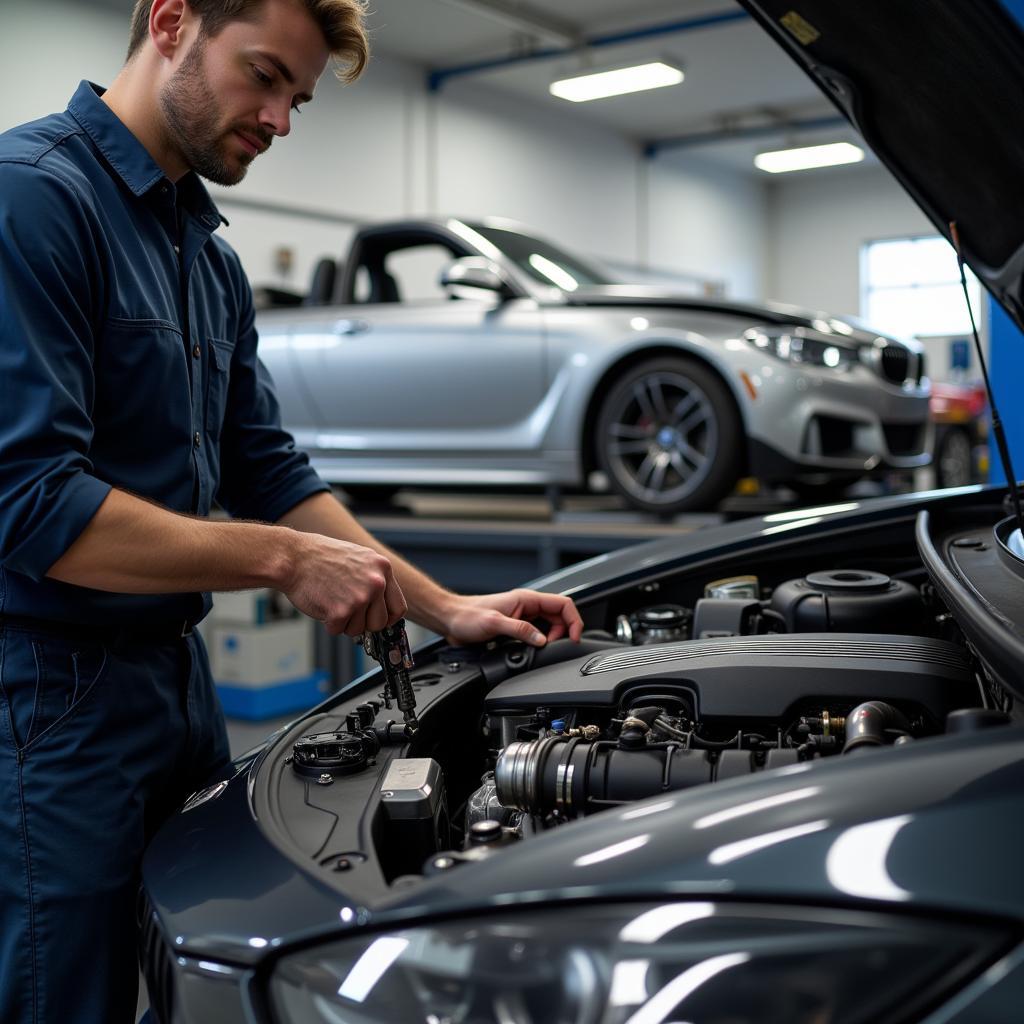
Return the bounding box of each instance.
[442,589,584,647]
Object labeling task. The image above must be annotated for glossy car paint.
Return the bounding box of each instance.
[140,483,1024,1023]
[146,732,1024,1022]
[141,1,1024,1018]
[146,706,1024,956]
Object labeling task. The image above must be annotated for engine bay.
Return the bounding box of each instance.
[249,500,1020,898]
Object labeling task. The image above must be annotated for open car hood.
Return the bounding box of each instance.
[737,0,1024,334]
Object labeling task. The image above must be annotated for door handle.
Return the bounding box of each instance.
[332,318,371,336]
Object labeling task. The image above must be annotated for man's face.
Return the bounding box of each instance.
[159,0,329,186]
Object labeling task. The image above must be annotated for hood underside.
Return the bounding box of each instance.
[738,0,1024,333]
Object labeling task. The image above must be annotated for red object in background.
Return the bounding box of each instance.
[929,381,988,487]
[930,381,988,423]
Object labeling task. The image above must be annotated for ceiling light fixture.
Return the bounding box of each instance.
[754,141,864,173]
[550,61,683,103]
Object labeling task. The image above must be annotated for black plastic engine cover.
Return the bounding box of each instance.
[484,634,977,724]
[769,570,925,633]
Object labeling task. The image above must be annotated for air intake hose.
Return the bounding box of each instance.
[494,736,717,818]
[842,701,912,754]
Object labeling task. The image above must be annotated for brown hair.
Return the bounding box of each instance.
[127,0,369,82]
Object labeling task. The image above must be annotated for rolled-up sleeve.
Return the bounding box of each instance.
[0,162,112,580]
[214,249,328,523]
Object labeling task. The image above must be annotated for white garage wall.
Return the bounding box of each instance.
[648,151,766,300]
[763,163,933,317]
[0,2,127,124]
[428,80,640,266]
[2,0,766,299]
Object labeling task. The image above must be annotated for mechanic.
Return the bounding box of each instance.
[0,1,583,1020]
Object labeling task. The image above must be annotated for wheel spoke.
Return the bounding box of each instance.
[611,439,651,456]
[609,422,649,440]
[670,447,705,477]
[647,454,670,493]
[677,405,710,437]
[634,453,658,489]
[670,392,699,423]
[632,381,657,422]
[647,378,672,421]
[680,441,707,467]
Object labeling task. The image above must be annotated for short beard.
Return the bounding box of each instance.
[159,35,252,186]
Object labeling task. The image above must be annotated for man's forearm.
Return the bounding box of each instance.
[47,488,297,593]
[278,491,456,634]
[46,487,578,646]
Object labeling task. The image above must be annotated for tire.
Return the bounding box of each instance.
[935,427,974,488]
[594,357,742,515]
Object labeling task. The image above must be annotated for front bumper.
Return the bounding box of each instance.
[732,352,931,481]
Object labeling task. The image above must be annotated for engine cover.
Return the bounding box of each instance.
[484,634,977,725]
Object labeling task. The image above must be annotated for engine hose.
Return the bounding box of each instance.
[686,732,744,750]
[842,701,912,754]
[495,736,718,818]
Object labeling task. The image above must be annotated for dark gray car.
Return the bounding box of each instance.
[140,2,1024,1021]
[140,481,1024,1023]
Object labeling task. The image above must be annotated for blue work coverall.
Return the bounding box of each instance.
[0,81,329,1023]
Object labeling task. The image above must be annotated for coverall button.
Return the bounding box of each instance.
[193,431,201,447]
[192,344,201,358]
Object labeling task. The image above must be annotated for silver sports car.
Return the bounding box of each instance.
[256,218,930,514]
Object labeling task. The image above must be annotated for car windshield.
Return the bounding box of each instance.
[466,223,613,290]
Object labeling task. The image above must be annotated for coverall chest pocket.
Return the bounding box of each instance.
[206,337,234,440]
[0,631,109,753]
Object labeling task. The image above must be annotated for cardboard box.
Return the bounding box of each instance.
[207,589,274,626]
[209,618,312,685]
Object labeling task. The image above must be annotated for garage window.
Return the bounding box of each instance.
[860,235,982,341]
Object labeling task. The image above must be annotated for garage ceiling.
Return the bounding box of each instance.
[78,0,862,170]
[363,0,851,163]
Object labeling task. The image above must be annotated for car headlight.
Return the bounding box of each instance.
[268,901,1006,1023]
[745,329,858,370]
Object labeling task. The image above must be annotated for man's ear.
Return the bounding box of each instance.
[149,0,195,61]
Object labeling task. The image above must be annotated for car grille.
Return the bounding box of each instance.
[876,343,925,386]
[138,888,176,1024]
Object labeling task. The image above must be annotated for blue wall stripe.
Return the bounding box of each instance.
[428,9,750,91]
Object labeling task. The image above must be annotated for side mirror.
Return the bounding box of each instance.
[440,257,512,301]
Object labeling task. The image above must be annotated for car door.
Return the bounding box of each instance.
[297,242,547,454]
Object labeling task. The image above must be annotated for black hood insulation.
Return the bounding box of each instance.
[737,0,1024,332]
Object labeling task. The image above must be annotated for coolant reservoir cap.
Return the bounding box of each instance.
[804,569,891,592]
[468,820,504,845]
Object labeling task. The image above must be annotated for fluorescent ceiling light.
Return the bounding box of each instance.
[754,141,864,173]
[550,62,683,103]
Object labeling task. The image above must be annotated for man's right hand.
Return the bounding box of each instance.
[284,533,406,636]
